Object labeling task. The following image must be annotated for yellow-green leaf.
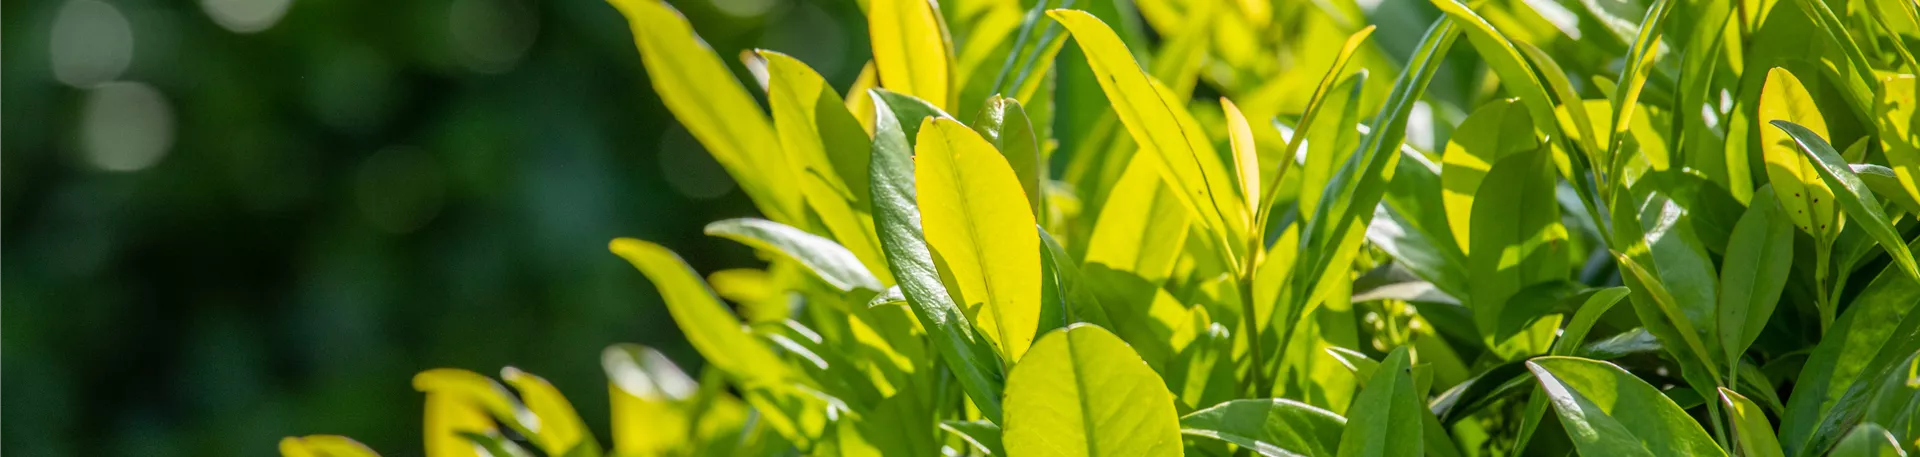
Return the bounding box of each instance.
[1441,99,1539,254]
[414,369,521,457]
[869,0,953,110]
[608,0,796,222]
[1721,387,1787,457]
[279,436,380,457]
[1050,8,1248,263]
[501,367,598,456]
[604,344,696,456]
[1759,67,1840,239]
[1875,74,1920,211]
[1084,152,1191,284]
[1003,324,1184,457]
[916,117,1043,362]
[755,51,890,283]
[609,238,793,382]
[1223,97,1260,225]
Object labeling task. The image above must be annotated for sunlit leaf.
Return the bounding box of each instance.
[705,218,884,293]
[1527,356,1728,456]
[1003,324,1183,457]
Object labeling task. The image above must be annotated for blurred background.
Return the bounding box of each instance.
[2,0,875,454]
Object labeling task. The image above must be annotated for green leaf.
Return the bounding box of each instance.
[1180,399,1346,457]
[988,0,1072,106]
[608,239,793,383]
[1442,99,1539,254]
[1467,146,1566,342]
[971,96,1043,217]
[1223,97,1260,223]
[704,218,883,293]
[1429,0,1560,151]
[1759,68,1841,240]
[607,0,796,222]
[1854,164,1920,215]
[1770,120,1920,282]
[941,420,1006,456]
[1527,356,1729,456]
[1781,248,1920,455]
[1336,347,1422,457]
[916,117,1044,363]
[868,0,952,110]
[1261,25,1375,227]
[1002,324,1183,457]
[1830,423,1906,457]
[1717,186,1794,368]
[1291,17,1459,340]
[1049,8,1248,263]
[1038,228,1111,329]
[1604,0,1676,164]
[1083,151,1191,284]
[413,369,529,457]
[1721,387,1787,457]
[866,89,1007,422]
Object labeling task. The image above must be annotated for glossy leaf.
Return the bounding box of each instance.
[1528,357,1728,456]
[971,96,1043,217]
[608,0,795,221]
[1002,324,1183,457]
[1050,8,1248,262]
[501,367,598,455]
[1181,399,1346,457]
[1717,185,1794,368]
[916,117,1043,362]
[866,89,1007,422]
[603,344,696,455]
[1721,387,1787,457]
[1830,423,1907,457]
[868,0,952,109]
[1758,68,1840,240]
[1771,120,1920,282]
[1336,347,1422,457]
[704,218,883,293]
[1467,147,1566,340]
[609,239,793,383]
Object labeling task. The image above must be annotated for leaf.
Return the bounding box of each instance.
[942,420,1007,456]
[971,96,1043,217]
[866,89,1007,422]
[1770,120,1920,282]
[1781,249,1920,455]
[603,344,697,456]
[916,117,1044,363]
[755,50,888,283]
[1336,347,1422,457]
[1603,0,1676,163]
[1429,0,1559,149]
[1291,17,1460,338]
[608,0,795,222]
[1717,185,1794,368]
[609,239,793,383]
[1260,26,1375,226]
[1038,228,1112,329]
[1180,399,1346,457]
[1830,423,1908,457]
[414,369,523,457]
[1049,8,1248,263]
[868,0,952,110]
[704,218,884,293]
[1527,356,1729,456]
[1721,388,1787,457]
[279,436,380,457]
[1878,75,1920,211]
[1002,324,1183,457]
[1083,152,1191,284]
[989,0,1073,106]
[1467,147,1566,341]
[1442,99,1539,254]
[1854,164,1920,215]
[501,367,598,456]
[1758,68,1840,240]
[1222,97,1259,223]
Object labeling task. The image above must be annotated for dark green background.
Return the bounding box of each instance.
[1,0,871,454]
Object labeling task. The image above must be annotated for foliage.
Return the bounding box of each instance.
[285,0,1920,455]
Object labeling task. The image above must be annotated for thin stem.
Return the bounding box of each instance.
[1239,234,1268,398]
[1815,239,1835,334]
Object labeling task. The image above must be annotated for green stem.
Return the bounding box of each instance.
[1814,239,1835,334]
[1239,238,1268,398]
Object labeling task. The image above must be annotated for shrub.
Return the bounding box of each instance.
[281,0,1920,456]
